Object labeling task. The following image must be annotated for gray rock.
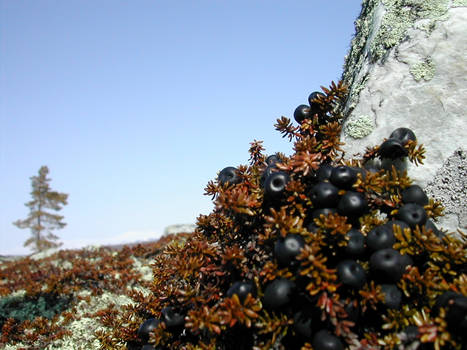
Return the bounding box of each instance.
[425,148,467,231]
[29,247,61,261]
[163,223,196,235]
[341,1,467,234]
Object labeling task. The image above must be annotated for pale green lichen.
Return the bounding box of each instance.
[132,256,154,282]
[44,291,136,350]
[452,0,467,6]
[409,57,436,81]
[370,0,450,62]
[344,114,375,138]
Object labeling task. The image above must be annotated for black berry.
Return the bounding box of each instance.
[161,306,184,330]
[274,234,305,267]
[316,164,334,181]
[266,154,281,166]
[445,295,467,336]
[396,203,428,228]
[308,91,325,115]
[401,185,428,206]
[312,329,344,350]
[293,311,313,338]
[337,191,368,218]
[310,182,339,208]
[389,127,416,145]
[370,248,405,283]
[330,166,357,189]
[337,260,366,289]
[381,284,402,309]
[263,278,295,310]
[367,224,395,252]
[137,318,161,343]
[263,171,290,200]
[379,138,408,159]
[227,281,256,302]
[218,166,241,185]
[344,229,366,257]
[294,104,311,124]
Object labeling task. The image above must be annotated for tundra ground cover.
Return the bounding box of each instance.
[0,233,190,350]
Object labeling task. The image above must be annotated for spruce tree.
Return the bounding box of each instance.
[13,166,68,253]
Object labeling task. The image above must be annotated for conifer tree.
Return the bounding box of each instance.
[13,166,68,253]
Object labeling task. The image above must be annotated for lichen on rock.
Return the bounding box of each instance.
[344,114,375,138]
[452,0,467,6]
[370,0,450,63]
[409,56,436,81]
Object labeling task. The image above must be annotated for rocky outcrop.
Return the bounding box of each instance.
[341,0,467,233]
[163,223,196,235]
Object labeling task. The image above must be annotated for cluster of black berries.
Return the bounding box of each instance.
[129,87,466,350]
[293,91,326,124]
[136,307,185,350]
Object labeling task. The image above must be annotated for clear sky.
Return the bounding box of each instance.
[1,1,362,256]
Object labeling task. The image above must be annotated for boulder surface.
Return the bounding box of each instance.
[340,0,467,233]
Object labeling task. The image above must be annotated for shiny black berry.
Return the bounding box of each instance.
[293,311,313,338]
[434,291,467,336]
[337,191,368,218]
[364,159,381,173]
[308,91,325,115]
[274,234,305,267]
[330,166,357,189]
[434,291,462,313]
[260,165,276,186]
[445,295,467,336]
[227,281,256,302]
[312,329,344,350]
[218,166,241,185]
[337,260,366,289]
[266,154,281,166]
[396,203,428,228]
[344,302,360,323]
[161,306,184,330]
[381,284,402,309]
[367,225,395,252]
[263,171,290,200]
[310,182,339,208]
[401,185,428,206]
[389,127,416,145]
[317,164,334,181]
[344,229,366,257]
[294,104,311,124]
[263,278,296,310]
[370,248,405,283]
[137,318,161,343]
[379,138,408,159]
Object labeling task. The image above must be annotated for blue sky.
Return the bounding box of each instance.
[1,1,362,255]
